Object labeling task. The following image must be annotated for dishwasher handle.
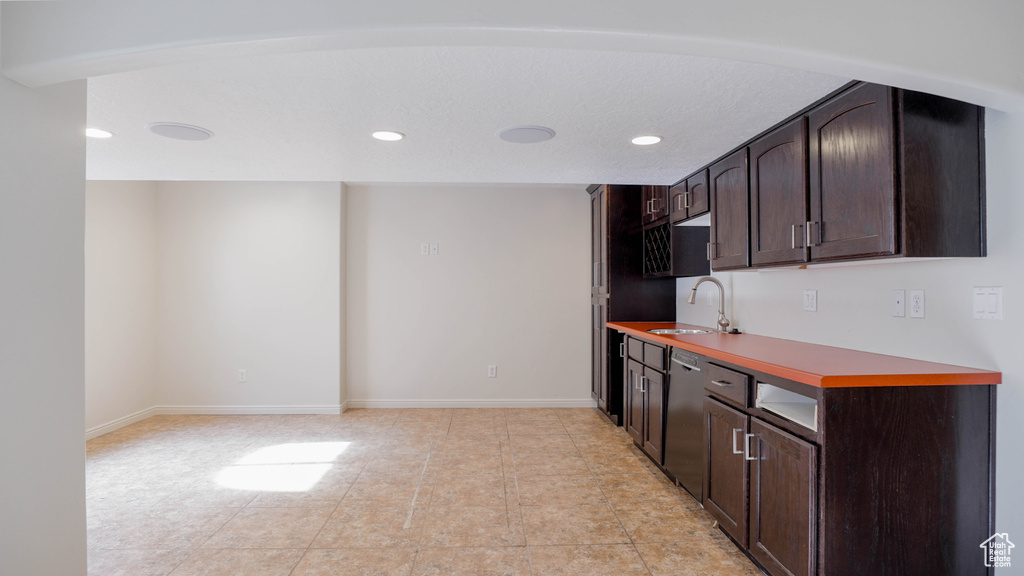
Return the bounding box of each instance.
[671,356,701,372]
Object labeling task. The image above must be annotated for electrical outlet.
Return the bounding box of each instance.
[910,290,925,318]
[487,365,497,378]
[237,369,247,383]
[421,243,429,255]
[803,290,817,312]
[429,243,439,255]
[892,289,906,317]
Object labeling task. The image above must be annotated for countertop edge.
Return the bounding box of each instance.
[608,321,1002,388]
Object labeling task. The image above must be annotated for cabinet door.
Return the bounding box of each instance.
[749,419,817,576]
[669,182,687,223]
[686,170,710,219]
[591,298,608,408]
[709,149,750,270]
[703,397,749,547]
[750,118,809,266]
[591,187,607,295]
[626,359,644,445]
[642,185,669,225]
[643,368,665,465]
[809,83,897,261]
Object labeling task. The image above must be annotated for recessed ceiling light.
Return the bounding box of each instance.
[146,122,214,141]
[632,135,662,146]
[497,125,555,144]
[372,131,404,141]
[85,128,113,139]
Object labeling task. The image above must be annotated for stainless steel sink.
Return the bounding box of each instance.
[647,328,713,335]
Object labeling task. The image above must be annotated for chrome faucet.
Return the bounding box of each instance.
[686,276,731,333]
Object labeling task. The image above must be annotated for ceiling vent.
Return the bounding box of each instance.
[497,125,555,144]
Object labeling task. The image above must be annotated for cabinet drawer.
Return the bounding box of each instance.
[643,342,666,371]
[627,338,644,362]
[705,363,749,407]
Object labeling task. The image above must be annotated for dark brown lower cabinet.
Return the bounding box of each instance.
[626,359,644,444]
[591,297,609,414]
[700,360,994,576]
[705,397,816,576]
[643,369,665,463]
[703,398,749,547]
[749,419,817,576]
[625,337,668,465]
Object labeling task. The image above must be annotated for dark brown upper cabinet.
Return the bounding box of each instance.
[688,81,984,271]
[641,185,669,227]
[670,169,710,224]
[669,182,687,223]
[687,170,710,219]
[750,118,809,266]
[808,82,897,261]
[709,149,750,270]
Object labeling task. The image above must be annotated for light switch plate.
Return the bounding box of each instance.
[421,243,429,255]
[892,289,906,317]
[803,290,817,312]
[973,287,1003,320]
[910,290,925,318]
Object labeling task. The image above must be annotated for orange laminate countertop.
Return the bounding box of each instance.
[608,321,1001,388]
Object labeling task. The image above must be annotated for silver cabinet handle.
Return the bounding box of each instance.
[806,221,819,247]
[706,243,712,261]
[619,343,625,358]
[639,375,646,393]
[744,433,757,461]
[684,191,691,209]
[732,428,743,454]
[711,380,732,387]
[791,224,797,249]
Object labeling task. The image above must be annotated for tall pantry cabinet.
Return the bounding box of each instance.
[589,184,675,424]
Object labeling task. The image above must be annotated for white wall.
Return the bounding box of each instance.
[346,183,591,407]
[677,108,1024,548]
[85,180,159,433]
[155,181,342,412]
[0,73,87,576]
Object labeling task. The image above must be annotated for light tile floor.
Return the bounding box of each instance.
[86,408,765,576]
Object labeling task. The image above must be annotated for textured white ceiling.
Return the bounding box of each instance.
[86,46,849,184]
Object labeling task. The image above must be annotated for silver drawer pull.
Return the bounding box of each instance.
[619,343,626,358]
[744,433,758,461]
[732,428,743,455]
[711,380,733,387]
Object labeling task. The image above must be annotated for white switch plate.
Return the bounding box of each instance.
[973,287,1003,320]
[910,290,925,318]
[429,243,439,255]
[238,369,247,383]
[803,290,817,312]
[487,365,497,378]
[892,289,906,317]
[421,243,429,255]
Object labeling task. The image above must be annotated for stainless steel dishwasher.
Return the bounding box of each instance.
[664,348,705,502]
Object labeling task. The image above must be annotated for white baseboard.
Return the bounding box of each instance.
[86,399,596,438]
[86,404,343,438]
[345,398,598,409]
[155,405,344,415]
[86,406,160,440]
